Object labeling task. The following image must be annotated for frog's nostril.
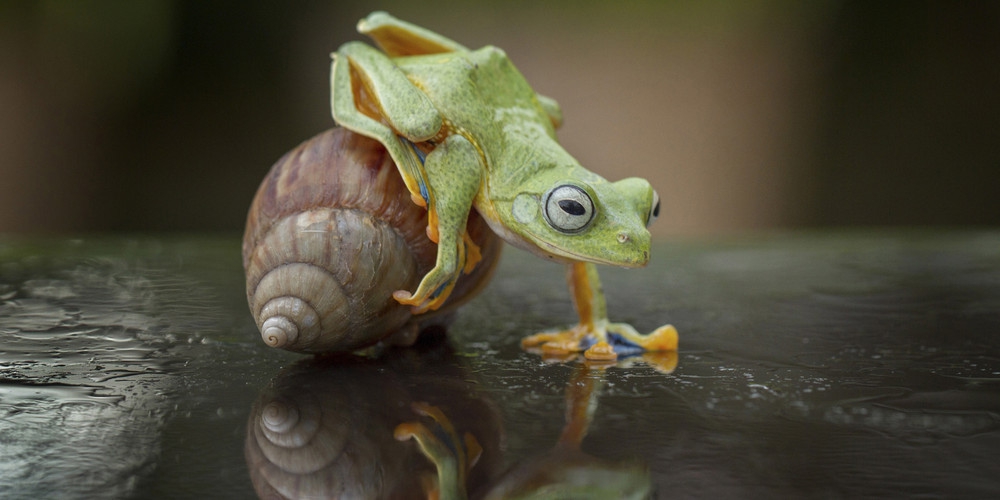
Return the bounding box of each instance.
[617,232,629,244]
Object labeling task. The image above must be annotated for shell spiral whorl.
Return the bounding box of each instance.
[243,128,501,353]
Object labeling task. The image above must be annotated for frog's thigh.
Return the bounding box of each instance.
[330,50,393,141]
[359,11,470,56]
[337,41,442,142]
[331,55,434,208]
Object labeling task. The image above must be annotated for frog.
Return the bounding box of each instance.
[330,11,678,360]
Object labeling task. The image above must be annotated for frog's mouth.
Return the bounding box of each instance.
[533,239,649,268]
[478,209,650,267]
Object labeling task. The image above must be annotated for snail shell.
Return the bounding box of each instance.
[242,128,501,353]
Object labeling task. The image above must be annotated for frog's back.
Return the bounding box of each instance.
[466,46,543,113]
[395,47,554,139]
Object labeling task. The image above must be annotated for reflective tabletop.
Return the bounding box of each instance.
[1,232,998,498]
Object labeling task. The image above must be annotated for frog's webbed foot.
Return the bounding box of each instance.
[521,262,678,363]
[394,402,481,500]
[393,134,484,313]
[522,320,678,361]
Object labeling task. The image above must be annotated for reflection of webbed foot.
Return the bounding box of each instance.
[394,402,481,500]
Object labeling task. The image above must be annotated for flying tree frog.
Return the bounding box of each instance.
[330,11,677,360]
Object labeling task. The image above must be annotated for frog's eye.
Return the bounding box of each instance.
[647,190,661,227]
[544,185,595,233]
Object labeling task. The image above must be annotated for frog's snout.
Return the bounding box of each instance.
[614,228,651,267]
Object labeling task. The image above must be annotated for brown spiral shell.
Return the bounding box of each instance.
[242,128,501,353]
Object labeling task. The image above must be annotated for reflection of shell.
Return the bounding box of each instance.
[254,396,347,475]
[246,391,379,498]
[245,350,503,499]
[242,128,502,353]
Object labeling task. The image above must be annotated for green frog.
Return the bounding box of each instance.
[331,11,677,360]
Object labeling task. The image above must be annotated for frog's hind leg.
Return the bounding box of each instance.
[358,11,469,56]
[332,41,442,142]
[330,46,438,212]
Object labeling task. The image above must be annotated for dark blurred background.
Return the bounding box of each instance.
[1,0,998,236]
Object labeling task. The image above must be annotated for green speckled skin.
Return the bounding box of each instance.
[331,12,676,357]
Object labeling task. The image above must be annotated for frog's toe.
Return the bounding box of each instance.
[392,289,419,306]
[521,331,583,356]
[583,341,618,361]
[641,324,679,351]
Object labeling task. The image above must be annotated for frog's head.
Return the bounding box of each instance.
[503,174,660,267]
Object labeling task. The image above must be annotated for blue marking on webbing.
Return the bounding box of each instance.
[419,181,430,205]
[607,332,645,357]
[404,137,427,164]
[580,332,645,358]
[430,280,451,299]
[402,137,431,204]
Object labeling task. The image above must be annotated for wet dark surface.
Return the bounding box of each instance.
[1,232,999,498]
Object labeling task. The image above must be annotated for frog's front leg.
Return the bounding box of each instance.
[393,134,483,313]
[522,262,678,361]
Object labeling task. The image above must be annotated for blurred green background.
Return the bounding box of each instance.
[1,0,998,236]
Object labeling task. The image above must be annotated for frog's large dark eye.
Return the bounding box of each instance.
[544,185,595,233]
[647,190,661,227]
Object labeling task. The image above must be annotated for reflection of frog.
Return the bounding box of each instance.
[244,333,668,499]
[332,12,677,360]
[398,361,658,499]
